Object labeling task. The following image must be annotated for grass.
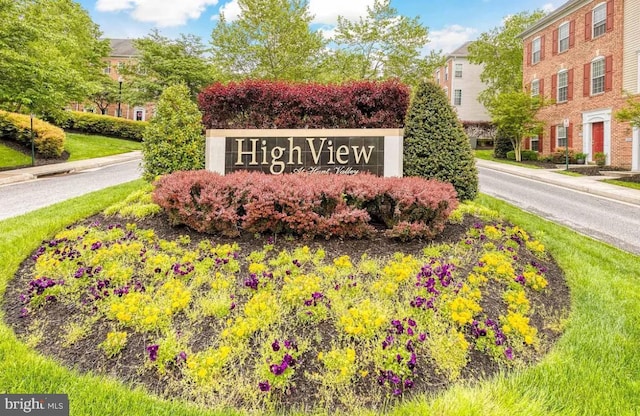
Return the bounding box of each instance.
[602,178,640,190]
[65,133,141,161]
[1,184,640,415]
[553,170,583,177]
[0,143,32,168]
[474,150,543,170]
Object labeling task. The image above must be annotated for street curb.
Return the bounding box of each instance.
[0,152,141,186]
[476,159,640,206]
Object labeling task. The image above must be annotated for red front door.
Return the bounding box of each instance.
[592,122,604,154]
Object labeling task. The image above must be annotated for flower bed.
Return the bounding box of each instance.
[5,193,569,413]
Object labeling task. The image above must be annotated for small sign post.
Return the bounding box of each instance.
[563,118,570,171]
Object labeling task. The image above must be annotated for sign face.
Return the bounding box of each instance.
[225,136,385,175]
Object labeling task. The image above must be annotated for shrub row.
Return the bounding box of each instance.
[44,110,148,141]
[506,150,539,161]
[0,110,65,158]
[198,79,410,129]
[153,170,459,240]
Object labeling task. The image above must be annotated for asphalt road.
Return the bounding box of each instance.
[0,160,142,221]
[478,166,640,255]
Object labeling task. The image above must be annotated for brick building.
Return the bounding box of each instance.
[433,41,491,123]
[70,39,153,121]
[520,0,640,169]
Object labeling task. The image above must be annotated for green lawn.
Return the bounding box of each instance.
[474,150,543,169]
[603,178,640,190]
[0,143,32,168]
[65,133,141,161]
[0,184,639,415]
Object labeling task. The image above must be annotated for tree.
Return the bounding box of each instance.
[615,95,640,127]
[467,10,546,108]
[403,81,478,201]
[141,84,205,181]
[210,0,326,81]
[330,0,432,87]
[489,91,544,161]
[89,76,118,115]
[123,30,216,103]
[0,0,109,113]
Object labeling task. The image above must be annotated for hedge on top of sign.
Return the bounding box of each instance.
[197,79,410,129]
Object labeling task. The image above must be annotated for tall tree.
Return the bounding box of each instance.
[0,0,109,113]
[123,30,216,103]
[89,76,118,115]
[467,10,546,108]
[330,0,431,86]
[210,0,325,81]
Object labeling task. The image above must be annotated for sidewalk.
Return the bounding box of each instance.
[0,151,142,186]
[476,158,640,206]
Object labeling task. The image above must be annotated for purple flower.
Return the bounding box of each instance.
[146,344,159,362]
[407,318,416,327]
[505,347,513,360]
[19,307,29,318]
[244,274,259,290]
[408,353,417,370]
[396,354,403,363]
[176,351,187,363]
[404,379,414,389]
[390,374,401,385]
[393,388,402,396]
[282,353,295,366]
[284,339,296,350]
[74,267,85,278]
[407,327,414,336]
[259,381,271,392]
[418,333,427,342]
[91,241,102,250]
[230,302,236,310]
[272,339,280,352]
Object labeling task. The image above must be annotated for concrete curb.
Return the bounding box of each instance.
[476,159,640,206]
[0,151,142,187]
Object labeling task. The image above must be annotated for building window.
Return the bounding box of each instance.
[556,125,567,148]
[532,37,541,64]
[445,67,449,81]
[558,22,570,53]
[103,61,111,74]
[557,70,568,102]
[591,57,605,94]
[455,63,462,78]
[454,89,462,106]
[531,79,540,97]
[530,136,540,151]
[435,69,440,83]
[593,3,606,38]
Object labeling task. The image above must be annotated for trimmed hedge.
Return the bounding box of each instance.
[0,110,65,158]
[44,110,147,141]
[506,150,539,161]
[198,79,410,129]
[153,170,459,241]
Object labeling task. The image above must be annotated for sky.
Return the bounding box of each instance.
[76,0,559,54]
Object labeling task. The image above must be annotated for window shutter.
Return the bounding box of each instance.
[526,42,532,66]
[568,122,574,148]
[583,62,591,96]
[524,137,530,150]
[538,134,543,153]
[568,68,574,101]
[605,55,613,91]
[552,29,559,55]
[540,35,546,60]
[606,0,614,32]
[540,78,545,96]
[569,20,576,47]
[550,126,556,152]
[585,11,592,40]
[551,74,557,100]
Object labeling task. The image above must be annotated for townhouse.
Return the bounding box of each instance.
[521,0,640,169]
[433,41,491,123]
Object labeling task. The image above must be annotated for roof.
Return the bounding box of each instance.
[108,39,139,57]
[447,41,473,59]
[519,0,586,38]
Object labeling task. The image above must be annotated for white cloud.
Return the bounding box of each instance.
[96,0,219,27]
[213,0,374,24]
[542,3,556,13]
[427,25,477,54]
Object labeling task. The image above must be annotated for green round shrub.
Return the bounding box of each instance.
[142,84,205,181]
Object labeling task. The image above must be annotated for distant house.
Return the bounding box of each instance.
[71,39,152,121]
[520,0,640,169]
[433,41,491,123]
